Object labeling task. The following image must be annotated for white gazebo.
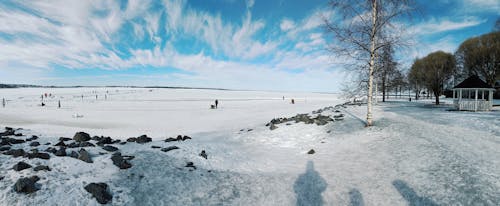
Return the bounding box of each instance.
[452,76,495,111]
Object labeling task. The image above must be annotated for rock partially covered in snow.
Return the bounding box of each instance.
[13,161,32,171]
[73,132,91,142]
[33,165,51,172]
[13,176,40,194]
[307,149,316,154]
[84,183,113,204]
[161,146,179,153]
[102,145,118,152]
[55,147,66,156]
[77,149,93,163]
[135,135,152,144]
[4,149,25,157]
[111,152,132,169]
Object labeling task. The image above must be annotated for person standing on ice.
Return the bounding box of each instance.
[2,98,5,108]
[215,99,219,109]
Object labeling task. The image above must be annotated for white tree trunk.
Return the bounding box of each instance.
[366,0,377,126]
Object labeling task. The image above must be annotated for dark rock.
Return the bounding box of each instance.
[13,161,32,171]
[84,183,113,204]
[270,124,278,130]
[0,176,4,181]
[54,141,66,147]
[164,137,177,142]
[161,146,179,153]
[185,162,196,169]
[182,135,191,141]
[14,133,23,137]
[126,137,136,142]
[29,141,40,147]
[44,142,51,145]
[136,135,152,143]
[119,142,127,145]
[247,129,253,132]
[176,135,183,141]
[7,138,25,144]
[91,136,101,141]
[96,137,113,146]
[55,147,66,156]
[25,152,50,160]
[265,123,270,127]
[307,149,315,154]
[69,151,79,158]
[199,150,207,159]
[13,176,40,194]
[26,135,39,141]
[102,145,118,152]
[45,147,57,154]
[73,132,91,142]
[33,165,51,172]
[59,137,72,141]
[111,152,132,169]
[0,146,10,151]
[67,141,95,148]
[78,149,93,163]
[4,149,25,157]
[151,146,161,149]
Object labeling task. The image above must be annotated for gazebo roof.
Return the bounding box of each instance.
[453,75,493,89]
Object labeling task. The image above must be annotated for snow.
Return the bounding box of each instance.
[1,88,499,205]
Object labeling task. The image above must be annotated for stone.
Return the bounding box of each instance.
[136,135,152,144]
[307,149,315,154]
[45,147,57,154]
[199,150,207,159]
[84,183,113,204]
[13,176,40,194]
[7,138,25,144]
[126,137,136,142]
[13,161,32,171]
[55,147,66,156]
[151,146,161,149]
[102,145,118,152]
[26,135,39,141]
[78,149,93,163]
[182,135,191,141]
[111,152,132,169]
[54,141,66,147]
[176,135,183,141]
[0,146,10,151]
[25,152,50,160]
[270,124,278,130]
[29,141,40,147]
[33,165,51,172]
[96,137,113,146]
[164,137,177,142]
[14,133,23,136]
[161,146,179,153]
[73,132,91,142]
[4,149,25,157]
[59,137,72,141]
[185,162,196,169]
[69,151,79,158]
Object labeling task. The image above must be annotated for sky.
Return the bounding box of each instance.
[0,0,498,92]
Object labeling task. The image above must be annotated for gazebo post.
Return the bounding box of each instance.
[474,89,478,112]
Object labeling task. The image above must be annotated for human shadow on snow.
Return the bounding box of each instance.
[293,161,327,206]
[392,179,438,206]
[349,188,365,206]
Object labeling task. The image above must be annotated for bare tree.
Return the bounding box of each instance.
[376,44,398,102]
[323,0,414,126]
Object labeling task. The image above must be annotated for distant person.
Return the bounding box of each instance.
[282,96,285,100]
[215,99,219,109]
[58,100,61,108]
[2,98,5,108]
[291,99,295,104]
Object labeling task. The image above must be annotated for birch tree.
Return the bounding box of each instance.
[324,0,413,126]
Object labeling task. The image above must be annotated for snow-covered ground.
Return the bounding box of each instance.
[1,88,499,205]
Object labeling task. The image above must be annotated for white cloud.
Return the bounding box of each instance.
[410,17,487,35]
[280,19,295,31]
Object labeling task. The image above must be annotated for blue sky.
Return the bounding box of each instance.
[0,0,498,92]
